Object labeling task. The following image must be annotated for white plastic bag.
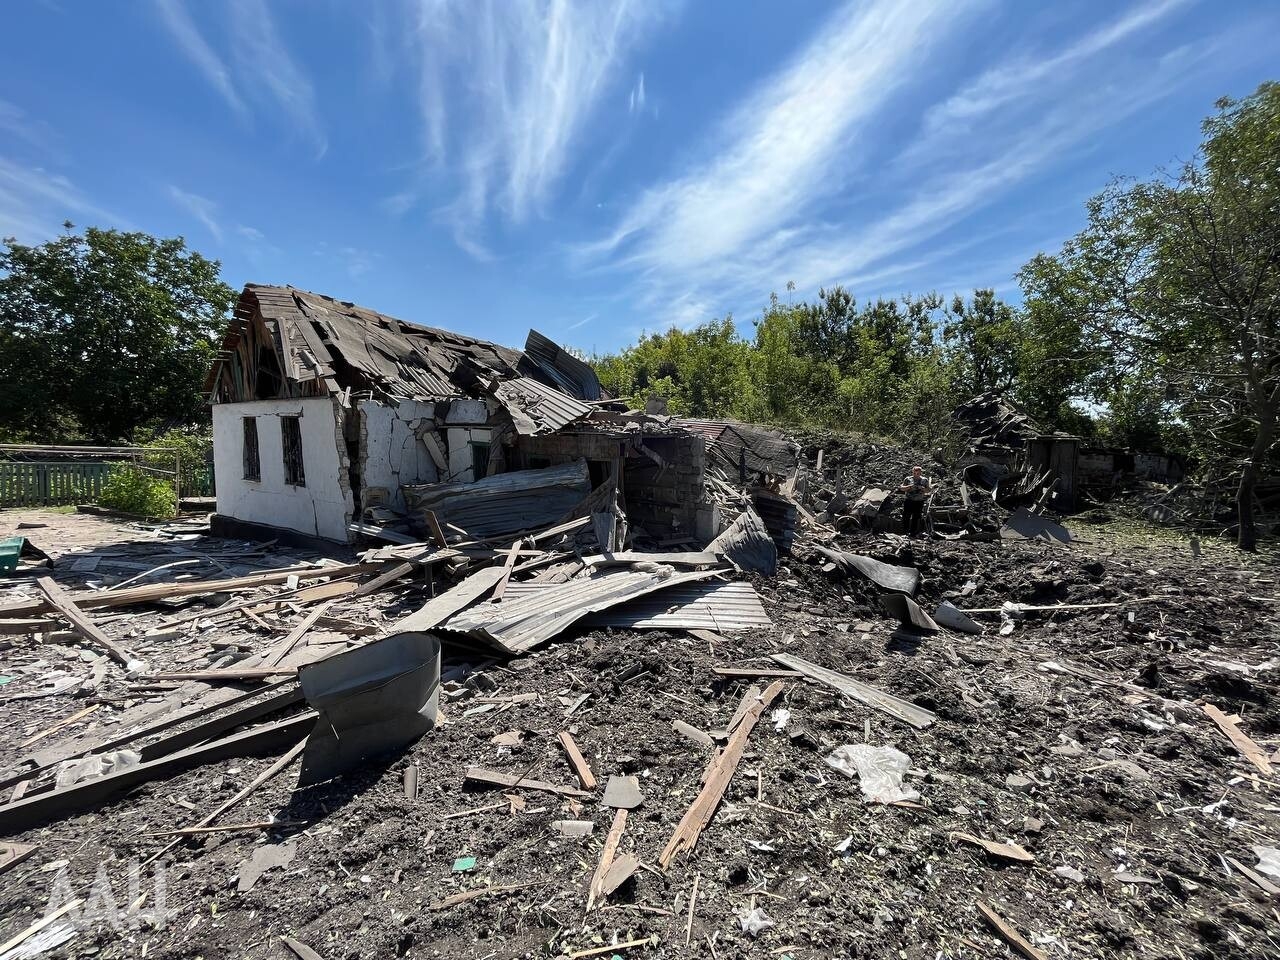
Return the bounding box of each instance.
[1253,845,1280,881]
[824,744,920,803]
[738,906,775,936]
[55,749,140,788]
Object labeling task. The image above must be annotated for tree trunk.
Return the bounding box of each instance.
[1237,399,1276,551]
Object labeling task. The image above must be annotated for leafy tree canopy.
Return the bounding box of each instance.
[0,224,235,443]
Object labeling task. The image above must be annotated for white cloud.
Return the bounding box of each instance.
[229,0,327,157]
[628,72,645,114]
[566,313,597,331]
[153,0,324,155]
[916,0,1190,150]
[0,158,125,241]
[153,0,247,116]
[580,0,975,275]
[167,185,222,241]
[577,0,1223,330]
[403,0,669,240]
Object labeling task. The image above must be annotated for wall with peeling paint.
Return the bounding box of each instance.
[357,399,443,513]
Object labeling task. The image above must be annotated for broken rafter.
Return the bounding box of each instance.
[37,577,136,666]
[1203,703,1273,775]
[659,680,785,868]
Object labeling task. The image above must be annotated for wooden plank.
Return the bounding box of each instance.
[0,713,314,834]
[0,679,296,792]
[19,704,100,748]
[0,561,376,618]
[492,538,526,602]
[558,731,597,790]
[976,902,1048,960]
[423,509,448,549]
[38,577,135,665]
[1204,703,1273,775]
[463,766,589,797]
[659,680,785,868]
[282,937,325,960]
[262,601,335,667]
[150,667,297,682]
[352,561,416,599]
[0,841,38,875]
[587,807,628,910]
[0,898,84,955]
[384,567,508,634]
[770,652,936,729]
[950,832,1035,863]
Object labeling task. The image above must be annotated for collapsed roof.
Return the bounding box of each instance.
[205,285,603,414]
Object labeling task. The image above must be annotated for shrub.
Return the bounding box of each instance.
[135,425,213,497]
[98,464,176,517]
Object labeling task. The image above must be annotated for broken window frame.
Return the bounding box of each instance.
[281,415,306,487]
[242,417,261,482]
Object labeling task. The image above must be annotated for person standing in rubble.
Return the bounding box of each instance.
[898,465,932,537]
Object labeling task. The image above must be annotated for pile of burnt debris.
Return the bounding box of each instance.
[0,430,1277,960]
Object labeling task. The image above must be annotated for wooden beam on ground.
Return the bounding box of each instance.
[587,807,628,910]
[351,561,416,599]
[37,577,135,666]
[19,705,100,749]
[659,680,785,868]
[150,667,297,682]
[0,562,377,618]
[1204,703,1273,775]
[262,601,335,667]
[558,731,597,790]
[0,712,314,834]
[976,902,1048,960]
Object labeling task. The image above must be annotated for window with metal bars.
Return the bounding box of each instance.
[281,416,305,486]
[242,417,260,481]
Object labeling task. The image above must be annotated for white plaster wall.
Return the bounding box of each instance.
[445,399,489,425]
[358,399,441,512]
[213,397,354,541]
[446,427,492,483]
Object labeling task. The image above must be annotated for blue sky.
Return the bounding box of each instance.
[1,1,1277,355]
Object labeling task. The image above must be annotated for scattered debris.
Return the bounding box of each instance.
[825,744,920,803]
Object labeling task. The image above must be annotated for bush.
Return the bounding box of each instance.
[98,464,176,517]
[135,425,213,497]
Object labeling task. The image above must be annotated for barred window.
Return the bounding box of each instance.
[282,416,305,486]
[242,418,260,481]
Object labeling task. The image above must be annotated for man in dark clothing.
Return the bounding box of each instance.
[898,466,931,537]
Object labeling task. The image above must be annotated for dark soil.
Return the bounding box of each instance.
[1,509,1278,960]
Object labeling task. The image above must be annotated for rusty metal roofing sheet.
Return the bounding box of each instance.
[501,579,771,631]
[440,567,721,654]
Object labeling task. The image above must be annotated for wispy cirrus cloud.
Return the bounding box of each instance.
[153,0,247,116]
[167,184,222,241]
[152,0,325,155]
[912,0,1191,157]
[0,158,127,241]
[579,0,978,276]
[628,73,646,115]
[577,0,1218,329]
[397,0,672,249]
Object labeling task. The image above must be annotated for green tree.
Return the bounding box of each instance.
[0,224,235,442]
[1019,83,1280,549]
[943,289,1020,398]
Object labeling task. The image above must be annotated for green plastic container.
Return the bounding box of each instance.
[0,537,24,573]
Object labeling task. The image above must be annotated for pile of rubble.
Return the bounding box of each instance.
[0,435,1277,958]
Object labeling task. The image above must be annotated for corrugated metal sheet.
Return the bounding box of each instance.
[403,460,591,541]
[501,579,771,631]
[709,507,777,575]
[490,377,593,435]
[524,330,603,401]
[441,567,721,653]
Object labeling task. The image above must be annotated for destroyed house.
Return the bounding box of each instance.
[205,285,706,543]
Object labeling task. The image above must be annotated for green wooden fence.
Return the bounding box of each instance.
[0,461,113,507]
